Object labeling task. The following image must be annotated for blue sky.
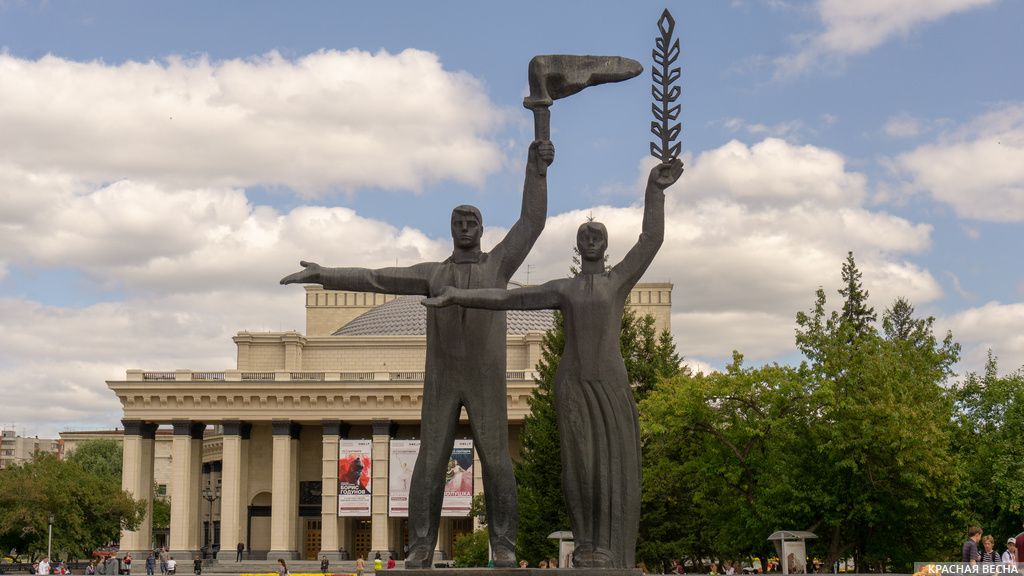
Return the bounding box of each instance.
[0,0,1021,437]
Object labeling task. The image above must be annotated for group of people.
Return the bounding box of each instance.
[30,558,69,575]
[515,558,559,568]
[963,526,1022,564]
[348,552,395,575]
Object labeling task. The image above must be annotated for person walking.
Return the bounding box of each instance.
[980,536,1000,563]
[145,553,155,576]
[276,559,288,576]
[373,553,382,572]
[319,556,329,574]
[386,556,395,570]
[38,559,51,576]
[963,527,982,565]
[192,556,201,576]
[355,557,365,576]
[159,549,169,576]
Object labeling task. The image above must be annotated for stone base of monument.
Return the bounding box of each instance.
[391,565,638,569]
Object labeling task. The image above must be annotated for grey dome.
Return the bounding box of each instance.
[333,295,554,336]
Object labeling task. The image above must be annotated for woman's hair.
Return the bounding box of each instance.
[576,221,608,242]
[982,535,994,544]
[278,558,287,568]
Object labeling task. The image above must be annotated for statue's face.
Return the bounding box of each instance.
[451,209,482,250]
[576,222,608,262]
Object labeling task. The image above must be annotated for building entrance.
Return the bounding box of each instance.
[304,519,322,560]
[354,519,372,561]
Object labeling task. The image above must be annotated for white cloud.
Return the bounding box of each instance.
[939,302,1024,373]
[776,0,997,77]
[0,290,302,433]
[883,114,924,138]
[0,49,506,194]
[894,103,1024,221]
[0,135,940,432]
[723,117,806,140]
[504,139,939,366]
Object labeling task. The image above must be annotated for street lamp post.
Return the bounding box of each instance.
[47,514,53,561]
[200,482,220,559]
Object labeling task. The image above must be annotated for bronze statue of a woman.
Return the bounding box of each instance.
[424,158,682,569]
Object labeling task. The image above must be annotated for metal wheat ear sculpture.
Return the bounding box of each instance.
[650,9,682,163]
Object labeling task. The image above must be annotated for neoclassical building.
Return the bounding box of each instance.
[108,284,672,563]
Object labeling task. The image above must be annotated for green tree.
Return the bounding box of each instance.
[0,453,146,561]
[638,354,813,569]
[950,353,1024,542]
[795,253,961,571]
[66,439,123,480]
[452,529,491,567]
[515,311,570,563]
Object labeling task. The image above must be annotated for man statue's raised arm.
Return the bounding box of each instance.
[492,140,554,279]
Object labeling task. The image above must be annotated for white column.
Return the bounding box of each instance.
[472,447,484,531]
[370,420,393,556]
[169,421,204,556]
[216,421,250,562]
[320,420,348,560]
[437,520,451,560]
[268,421,300,561]
[119,421,157,556]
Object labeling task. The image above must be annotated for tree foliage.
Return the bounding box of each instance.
[639,354,811,569]
[950,354,1024,543]
[635,253,967,572]
[452,529,491,567]
[794,254,961,571]
[0,453,146,561]
[66,439,123,481]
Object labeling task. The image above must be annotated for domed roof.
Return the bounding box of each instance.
[333,295,554,336]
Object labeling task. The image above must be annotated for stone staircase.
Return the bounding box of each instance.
[200,560,402,574]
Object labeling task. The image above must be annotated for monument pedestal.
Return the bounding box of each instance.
[391,565,638,569]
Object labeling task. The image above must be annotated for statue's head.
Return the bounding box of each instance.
[451,205,483,250]
[576,221,608,262]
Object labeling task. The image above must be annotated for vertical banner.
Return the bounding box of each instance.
[388,440,419,516]
[338,439,372,517]
[387,439,474,517]
[441,439,474,517]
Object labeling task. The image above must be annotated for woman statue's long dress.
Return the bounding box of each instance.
[425,159,683,569]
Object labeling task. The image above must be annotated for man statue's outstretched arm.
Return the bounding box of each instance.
[493,140,554,279]
[280,260,435,296]
[422,280,566,311]
[611,159,683,288]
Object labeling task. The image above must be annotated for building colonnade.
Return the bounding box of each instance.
[118,418,476,562]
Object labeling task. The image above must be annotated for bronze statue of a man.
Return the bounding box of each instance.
[281,140,554,567]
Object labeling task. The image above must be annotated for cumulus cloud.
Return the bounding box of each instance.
[498,139,939,368]
[939,302,1024,373]
[0,172,451,294]
[776,0,998,77]
[1,134,943,435]
[0,290,302,434]
[0,49,505,193]
[894,103,1024,221]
